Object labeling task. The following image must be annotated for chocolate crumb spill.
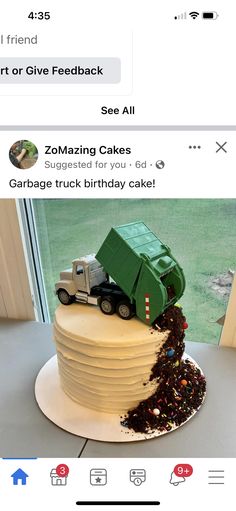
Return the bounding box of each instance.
[121,306,206,434]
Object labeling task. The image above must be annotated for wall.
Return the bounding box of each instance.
[220,274,236,347]
[0,199,35,320]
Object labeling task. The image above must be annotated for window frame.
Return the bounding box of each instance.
[17,199,50,323]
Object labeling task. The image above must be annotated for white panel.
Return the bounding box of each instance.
[0,199,35,320]
[0,286,7,317]
[220,274,236,347]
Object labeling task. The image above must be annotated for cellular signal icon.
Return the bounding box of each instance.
[174,12,187,20]
[189,11,200,19]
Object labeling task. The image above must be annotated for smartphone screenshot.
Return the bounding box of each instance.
[0,2,235,511]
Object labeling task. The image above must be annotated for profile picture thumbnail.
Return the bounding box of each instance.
[9,140,38,169]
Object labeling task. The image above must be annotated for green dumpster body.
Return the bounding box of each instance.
[96,222,185,324]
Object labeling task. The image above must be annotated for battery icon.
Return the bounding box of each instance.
[202,11,219,19]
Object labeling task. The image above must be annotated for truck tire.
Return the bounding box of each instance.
[100,296,115,315]
[116,300,133,320]
[57,289,74,305]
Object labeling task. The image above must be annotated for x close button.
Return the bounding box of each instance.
[216,141,227,153]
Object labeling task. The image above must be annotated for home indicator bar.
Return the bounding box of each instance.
[76,502,160,506]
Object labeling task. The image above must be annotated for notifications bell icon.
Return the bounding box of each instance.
[169,471,186,486]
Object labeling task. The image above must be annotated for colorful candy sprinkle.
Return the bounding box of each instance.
[121,306,206,435]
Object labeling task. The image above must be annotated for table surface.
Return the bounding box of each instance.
[0,317,235,458]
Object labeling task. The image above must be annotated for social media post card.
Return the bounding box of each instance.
[0,129,235,509]
[0,0,236,125]
[0,0,131,97]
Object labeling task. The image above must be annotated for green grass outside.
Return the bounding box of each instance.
[33,199,236,345]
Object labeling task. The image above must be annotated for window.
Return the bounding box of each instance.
[28,198,236,345]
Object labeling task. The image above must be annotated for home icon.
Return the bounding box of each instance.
[50,468,68,486]
[11,468,29,486]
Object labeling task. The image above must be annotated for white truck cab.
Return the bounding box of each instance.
[55,254,107,305]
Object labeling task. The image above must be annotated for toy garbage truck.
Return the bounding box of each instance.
[55,221,185,324]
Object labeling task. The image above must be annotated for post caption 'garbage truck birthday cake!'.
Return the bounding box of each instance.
[52,222,206,438]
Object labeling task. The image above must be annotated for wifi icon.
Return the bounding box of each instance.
[189,11,200,19]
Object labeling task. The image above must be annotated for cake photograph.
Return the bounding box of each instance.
[1,198,236,457]
[38,221,206,441]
